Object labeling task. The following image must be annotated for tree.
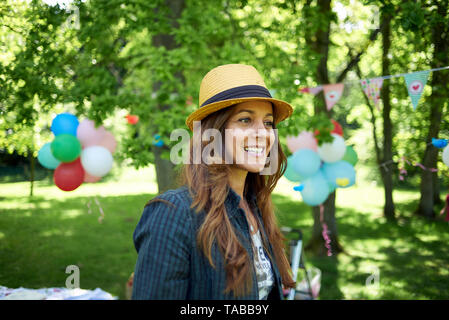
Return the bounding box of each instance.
[294,0,383,255]
[412,0,449,218]
[0,0,71,195]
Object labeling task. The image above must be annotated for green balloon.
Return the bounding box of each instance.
[51,134,81,163]
[342,145,358,166]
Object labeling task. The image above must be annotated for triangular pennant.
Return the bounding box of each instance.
[404,70,430,110]
[323,83,344,111]
[360,77,383,111]
[298,85,323,95]
[309,85,323,95]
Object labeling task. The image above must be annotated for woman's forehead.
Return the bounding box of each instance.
[232,101,273,115]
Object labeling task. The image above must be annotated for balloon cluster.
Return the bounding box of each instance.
[284,121,357,206]
[37,113,116,192]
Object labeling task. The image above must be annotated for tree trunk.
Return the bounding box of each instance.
[151,0,185,194]
[415,0,449,218]
[304,0,344,256]
[380,6,395,221]
[305,191,344,255]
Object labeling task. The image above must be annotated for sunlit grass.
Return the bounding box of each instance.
[1,164,449,299]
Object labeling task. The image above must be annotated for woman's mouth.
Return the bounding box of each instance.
[243,145,266,157]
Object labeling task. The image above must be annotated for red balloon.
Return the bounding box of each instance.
[125,115,139,125]
[54,158,85,191]
[331,120,343,136]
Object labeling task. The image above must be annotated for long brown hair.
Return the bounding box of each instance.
[178,104,296,296]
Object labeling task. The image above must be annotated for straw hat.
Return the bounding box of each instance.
[185,64,293,131]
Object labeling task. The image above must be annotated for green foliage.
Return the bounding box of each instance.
[1,0,448,186]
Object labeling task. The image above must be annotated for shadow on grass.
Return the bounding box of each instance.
[0,192,157,300]
[272,193,345,299]
[332,199,449,299]
[2,190,448,300]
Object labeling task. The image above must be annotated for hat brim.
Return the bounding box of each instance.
[185,97,293,131]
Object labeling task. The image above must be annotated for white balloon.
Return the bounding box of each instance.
[318,134,346,163]
[81,146,113,177]
[443,145,449,167]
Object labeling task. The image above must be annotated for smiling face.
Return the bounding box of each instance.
[224,100,276,173]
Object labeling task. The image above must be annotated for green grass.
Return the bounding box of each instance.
[1,165,449,299]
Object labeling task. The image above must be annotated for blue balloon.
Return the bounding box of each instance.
[322,160,356,189]
[37,143,60,169]
[300,171,330,206]
[284,156,304,182]
[152,134,164,147]
[51,113,79,136]
[432,138,448,149]
[291,148,321,179]
[293,184,304,192]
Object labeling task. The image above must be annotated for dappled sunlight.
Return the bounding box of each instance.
[41,229,74,238]
[60,209,84,219]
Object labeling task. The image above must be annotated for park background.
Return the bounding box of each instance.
[1,0,448,299]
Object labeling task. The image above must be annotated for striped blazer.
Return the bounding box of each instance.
[131,184,284,300]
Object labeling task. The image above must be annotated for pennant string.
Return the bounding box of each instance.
[298,65,449,89]
[319,204,333,257]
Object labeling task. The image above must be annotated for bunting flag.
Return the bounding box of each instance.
[297,66,448,111]
[299,85,323,95]
[323,83,344,111]
[360,77,383,110]
[404,70,430,110]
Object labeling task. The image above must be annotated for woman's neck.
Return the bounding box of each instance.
[228,166,248,200]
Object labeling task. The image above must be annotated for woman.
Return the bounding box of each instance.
[132,64,295,299]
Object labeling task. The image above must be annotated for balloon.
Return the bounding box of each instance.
[300,171,330,206]
[291,149,321,178]
[51,134,82,163]
[284,156,305,182]
[54,158,85,191]
[322,160,356,189]
[432,138,448,149]
[342,145,358,166]
[443,145,449,167]
[51,113,79,136]
[286,131,318,153]
[126,115,139,125]
[293,184,304,192]
[76,119,107,148]
[331,120,343,136]
[84,172,101,183]
[328,181,336,193]
[318,134,346,163]
[152,134,164,147]
[37,143,60,169]
[81,146,113,177]
[99,131,117,154]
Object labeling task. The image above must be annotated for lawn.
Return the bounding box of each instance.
[1,165,448,300]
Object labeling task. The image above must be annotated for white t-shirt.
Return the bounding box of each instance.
[250,226,275,299]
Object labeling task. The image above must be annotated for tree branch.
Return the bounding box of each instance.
[336,25,382,83]
[355,62,382,165]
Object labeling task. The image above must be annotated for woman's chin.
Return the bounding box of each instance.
[240,162,268,173]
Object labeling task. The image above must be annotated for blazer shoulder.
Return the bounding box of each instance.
[144,185,193,213]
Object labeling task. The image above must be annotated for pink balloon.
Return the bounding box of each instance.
[99,131,117,154]
[77,119,107,148]
[84,171,101,183]
[286,131,318,153]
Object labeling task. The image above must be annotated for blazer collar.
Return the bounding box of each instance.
[225,184,259,220]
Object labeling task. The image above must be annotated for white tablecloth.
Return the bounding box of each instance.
[0,286,117,300]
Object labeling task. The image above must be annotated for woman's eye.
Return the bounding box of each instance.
[265,121,274,127]
[238,117,250,124]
